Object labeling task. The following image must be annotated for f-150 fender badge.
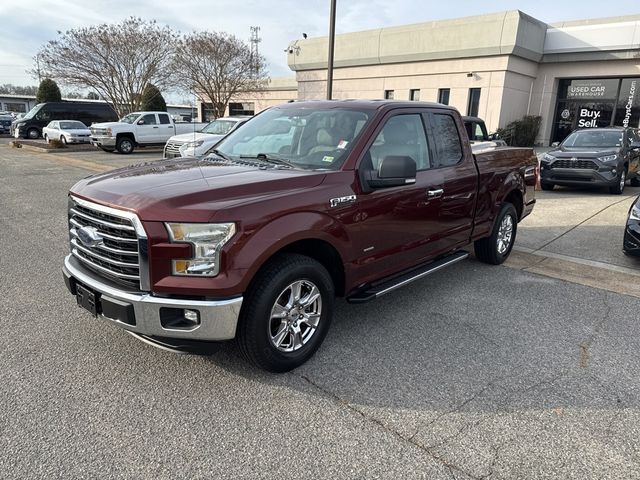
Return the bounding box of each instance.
[330,195,356,208]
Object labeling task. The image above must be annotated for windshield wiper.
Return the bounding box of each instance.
[209,149,232,161]
[239,153,297,169]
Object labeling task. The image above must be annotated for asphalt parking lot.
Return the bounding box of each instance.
[2,138,640,479]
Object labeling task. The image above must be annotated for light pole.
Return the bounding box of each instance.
[327,0,336,100]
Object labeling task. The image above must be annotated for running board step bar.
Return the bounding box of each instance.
[346,251,469,304]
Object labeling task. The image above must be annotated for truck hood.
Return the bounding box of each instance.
[70,157,327,222]
[169,132,223,142]
[90,121,128,129]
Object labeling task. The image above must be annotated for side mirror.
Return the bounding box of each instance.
[551,142,560,147]
[367,155,416,188]
[137,119,145,125]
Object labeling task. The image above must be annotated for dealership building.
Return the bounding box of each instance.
[222,10,640,146]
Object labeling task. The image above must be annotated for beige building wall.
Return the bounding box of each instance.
[295,56,531,132]
[223,77,298,116]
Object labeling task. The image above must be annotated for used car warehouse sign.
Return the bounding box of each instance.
[565,79,619,99]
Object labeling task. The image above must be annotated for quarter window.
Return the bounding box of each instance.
[431,113,463,167]
[366,114,430,171]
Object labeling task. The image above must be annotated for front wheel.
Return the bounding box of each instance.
[609,168,626,195]
[116,136,134,154]
[237,254,335,372]
[27,128,39,139]
[474,203,518,265]
[61,135,68,145]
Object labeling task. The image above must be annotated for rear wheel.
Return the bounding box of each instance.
[540,182,554,191]
[116,136,134,154]
[474,203,518,265]
[609,168,626,195]
[237,254,334,372]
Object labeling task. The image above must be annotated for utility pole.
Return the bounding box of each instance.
[250,26,262,77]
[327,0,336,100]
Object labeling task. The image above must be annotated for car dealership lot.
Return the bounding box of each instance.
[2,143,640,479]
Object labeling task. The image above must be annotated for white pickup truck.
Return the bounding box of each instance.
[90,111,205,154]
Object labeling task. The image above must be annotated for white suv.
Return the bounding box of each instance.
[164,116,250,158]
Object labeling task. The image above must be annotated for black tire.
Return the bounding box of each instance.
[237,253,335,372]
[474,203,518,265]
[609,168,626,195]
[99,147,115,153]
[630,176,640,187]
[540,182,554,191]
[61,135,68,145]
[116,136,135,154]
[27,128,39,139]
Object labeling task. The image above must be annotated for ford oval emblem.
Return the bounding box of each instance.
[77,226,103,247]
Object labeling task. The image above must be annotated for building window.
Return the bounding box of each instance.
[384,90,394,100]
[410,89,420,101]
[229,102,255,116]
[4,102,27,113]
[467,88,481,117]
[438,88,450,105]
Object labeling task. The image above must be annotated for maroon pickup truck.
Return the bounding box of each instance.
[63,100,537,372]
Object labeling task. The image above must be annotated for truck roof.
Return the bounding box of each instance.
[276,99,458,112]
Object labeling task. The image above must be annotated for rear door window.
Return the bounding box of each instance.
[158,114,171,124]
[429,113,463,167]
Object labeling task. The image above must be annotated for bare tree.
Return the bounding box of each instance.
[34,18,178,117]
[173,32,269,119]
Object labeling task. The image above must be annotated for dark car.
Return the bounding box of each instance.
[0,116,13,134]
[623,196,640,255]
[540,127,640,194]
[11,102,118,139]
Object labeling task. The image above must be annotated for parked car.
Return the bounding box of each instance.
[11,102,118,139]
[540,127,640,194]
[164,116,250,158]
[0,115,13,134]
[62,100,537,372]
[42,120,91,144]
[90,111,207,154]
[623,195,640,256]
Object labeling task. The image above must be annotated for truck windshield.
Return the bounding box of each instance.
[201,120,237,135]
[120,113,140,124]
[562,130,623,148]
[23,104,43,120]
[212,107,371,170]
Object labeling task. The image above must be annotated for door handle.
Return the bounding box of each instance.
[427,188,443,199]
[152,126,159,129]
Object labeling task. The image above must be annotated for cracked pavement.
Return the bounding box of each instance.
[2,143,640,479]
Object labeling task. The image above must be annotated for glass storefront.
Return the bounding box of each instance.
[552,77,640,144]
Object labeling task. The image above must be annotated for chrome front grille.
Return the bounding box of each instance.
[68,197,148,290]
[164,140,184,158]
[551,159,599,170]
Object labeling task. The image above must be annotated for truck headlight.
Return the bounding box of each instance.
[182,140,204,149]
[597,154,618,162]
[166,222,236,276]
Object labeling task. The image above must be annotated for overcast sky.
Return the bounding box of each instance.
[1,0,638,93]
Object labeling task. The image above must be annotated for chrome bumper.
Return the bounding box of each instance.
[90,136,117,147]
[63,254,242,341]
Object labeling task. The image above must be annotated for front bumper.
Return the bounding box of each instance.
[623,221,640,256]
[540,165,619,187]
[63,254,242,341]
[90,136,117,148]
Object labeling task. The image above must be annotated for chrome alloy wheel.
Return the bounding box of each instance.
[268,280,322,353]
[496,214,514,255]
[620,170,626,192]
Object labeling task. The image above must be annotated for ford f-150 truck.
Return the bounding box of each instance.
[63,100,537,372]
[90,111,206,154]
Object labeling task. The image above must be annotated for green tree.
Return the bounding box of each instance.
[86,91,100,100]
[139,83,167,111]
[36,78,62,103]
